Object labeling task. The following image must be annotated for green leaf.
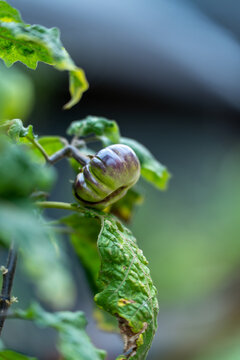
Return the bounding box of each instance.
[64,69,89,110]
[61,209,159,359]
[1,118,35,141]
[1,121,66,163]
[120,137,170,190]
[0,202,76,308]
[7,118,28,139]
[15,303,106,360]
[22,134,65,164]
[110,188,144,222]
[37,136,65,155]
[0,350,36,360]
[30,136,65,164]
[1,120,58,165]
[94,212,158,359]
[67,116,120,145]
[0,135,55,200]
[0,62,34,121]
[0,0,88,108]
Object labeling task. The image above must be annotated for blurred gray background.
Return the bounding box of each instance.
[2,0,240,359]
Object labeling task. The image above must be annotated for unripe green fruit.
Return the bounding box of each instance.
[73,144,140,209]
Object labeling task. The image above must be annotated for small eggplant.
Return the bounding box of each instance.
[73,144,140,209]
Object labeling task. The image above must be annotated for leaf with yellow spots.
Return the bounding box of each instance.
[61,208,159,359]
[0,0,88,108]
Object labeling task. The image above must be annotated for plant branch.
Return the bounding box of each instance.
[48,145,90,165]
[0,244,18,335]
[27,136,90,166]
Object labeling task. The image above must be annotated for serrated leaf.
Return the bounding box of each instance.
[120,137,170,190]
[0,350,36,360]
[0,0,88,108]
[15,303,106,360]
[67,116,120,146]
[0,202,76,308]
[61,208,158,359]
[110,188,144,222]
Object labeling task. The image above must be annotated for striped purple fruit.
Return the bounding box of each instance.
[73,144,140,209]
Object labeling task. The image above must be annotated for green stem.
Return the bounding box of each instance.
[26,136,49,162]
[36,201,85,213]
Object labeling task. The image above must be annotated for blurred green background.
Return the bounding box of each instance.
[1,0,240,359]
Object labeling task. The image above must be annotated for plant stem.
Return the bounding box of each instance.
[36,201,85,213]
[27,136,90,166]
[0,244,17,336]
[48,145,89,165]
[26,136,49,162]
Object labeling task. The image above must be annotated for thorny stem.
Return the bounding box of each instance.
[0,244,17,335]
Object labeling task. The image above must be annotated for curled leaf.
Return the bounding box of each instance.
[61,209,159,359]
[94,212,159,359]
[0,0,88,108]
